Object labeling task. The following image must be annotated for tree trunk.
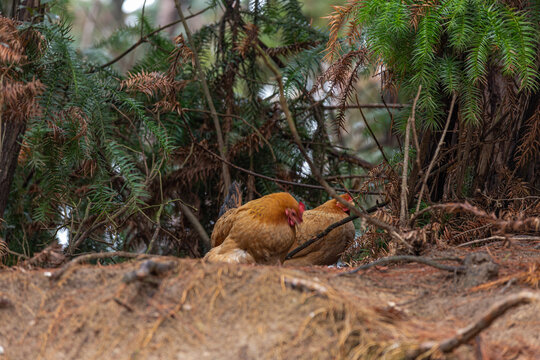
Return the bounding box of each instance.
[0,0,43,224]
[0,121,27,222]
[424,66,540,203]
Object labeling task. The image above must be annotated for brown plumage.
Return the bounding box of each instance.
[284,194,355,266]
[204,192,305,265]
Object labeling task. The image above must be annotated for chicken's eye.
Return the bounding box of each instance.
[291,210,296,216]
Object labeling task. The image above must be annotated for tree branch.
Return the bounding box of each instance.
[327,148,374,170]
[355,94,393,172]
[98,5,213,70]
[400,85,421,227]
[408,292,540,358]
[285,202,387,260]
[50,251,145,281]
[179,203,211,253]
[413,93,457,219]
[193,138,382,194]
[174,0,231,194]
[315,104,408,110]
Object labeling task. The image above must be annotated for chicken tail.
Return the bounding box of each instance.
[218,181,243,217]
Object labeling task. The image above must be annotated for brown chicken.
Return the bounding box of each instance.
[284,194,355,266]
[204,184,305,265]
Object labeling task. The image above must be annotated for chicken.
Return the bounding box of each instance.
[204,183,305,265]
[284,194,355,266]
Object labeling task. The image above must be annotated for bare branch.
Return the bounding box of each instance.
[50,251,146,281]
[285,202,387,260]
[413,93,457,219]
[355,94,394,173]
[193,139,382,194]
[327,148,374,170]
[408,292,540,358]
[98,5,213,70]
[400,85,421,227]
[312,103,408,110]
[457,235,540,248]
[179,203,211,253]
[174,0,231,193]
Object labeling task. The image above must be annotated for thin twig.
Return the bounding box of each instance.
[340,255,465,276]
[174,0,231,193]
[381,93,402,151]
[285,202,387,260]
[50,251,145,281]
[410,103,423,184]
[408,292,540,358]
[325,174,386,180]
[179,203,211,253]
[413,93,457,218]
[286,215,357,260]
[316,104,408,110]
[457,235,540,248]
[6,248,29,260]
[256,45,412,251]
[146,204,163,254]
[400,85,422,227]
[355,94,393,172]
[327,148,374,170]
[140,0,147,38]
[193,139,382,194]
[183,107,276,161]
[68,198,136,254]
[98,5,212,70]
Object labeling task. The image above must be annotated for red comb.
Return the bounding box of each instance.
[298,202,305,213]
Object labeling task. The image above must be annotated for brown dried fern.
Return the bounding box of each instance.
[0,238,7,259]
[235,23,259,58]
[121,71,186,114]
[514,106,540,169]
[323,0,361,62]
[0,16,26,64]
[266,41,321,57]
[1,80,44,123]
[168,34,194,77]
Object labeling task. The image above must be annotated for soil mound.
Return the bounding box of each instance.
[0,244,539,359]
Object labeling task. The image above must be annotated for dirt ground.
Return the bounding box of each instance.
[0,239,539,360]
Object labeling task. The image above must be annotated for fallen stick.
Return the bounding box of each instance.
[122,259,177,284]
[285,202,387,260]
[457,235,540,247]
[339,255,465,276]
[407,291,540,358]
[50,251,145,281]
[282,276,330,296]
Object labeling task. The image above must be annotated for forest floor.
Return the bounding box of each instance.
[0,239,539,360]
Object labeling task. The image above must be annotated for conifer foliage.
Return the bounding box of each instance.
[1,1,356,262]
[321,0,540,200]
